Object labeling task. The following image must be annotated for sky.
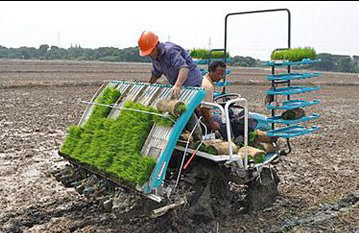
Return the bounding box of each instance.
[0,1,358,60]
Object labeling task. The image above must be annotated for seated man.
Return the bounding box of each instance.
[200,60,226,132]
[199,61,259,142]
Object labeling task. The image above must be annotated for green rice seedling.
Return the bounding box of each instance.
[190,48,229,59]
[153,115,174,127]
[71,131,94,163]
[270,47,317,61]
[61,88,184,185]
[248,130,258,146]
[60,86,121,157]
[101,101,157,185]
[84,86,121,132]
[60,126,84,155]
[175,103,187,116]
[248,154,265,164]
[190,48,209,59]
[84,127,114,169]
[236,130,258,148]
[207,146,218,155]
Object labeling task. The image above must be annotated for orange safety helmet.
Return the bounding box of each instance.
[138,31,159,56]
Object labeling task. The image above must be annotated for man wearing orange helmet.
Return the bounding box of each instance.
[138,31,203,98]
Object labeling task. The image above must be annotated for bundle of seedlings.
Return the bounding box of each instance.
[235,130,280,164]
[270,47,317,61]
[178,131,194,146]
[238,146,266,164]
[206,140,238,155]
[154,99,187,127]
[281,108,305,120]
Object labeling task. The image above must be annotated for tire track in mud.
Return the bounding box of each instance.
[268,191,359,232]
[0,197,118,233]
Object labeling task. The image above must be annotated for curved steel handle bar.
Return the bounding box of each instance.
[223,8,291,93]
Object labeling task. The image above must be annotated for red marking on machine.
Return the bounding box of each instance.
[157,161,166,179]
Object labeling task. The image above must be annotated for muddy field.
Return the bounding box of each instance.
[1,59,359,233]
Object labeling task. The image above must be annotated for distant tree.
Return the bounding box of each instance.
[38,44,49,58]
[67,46,85,59]
[45,46,67,60]
[7,48,23,58]
[0,46,8,58]
[336,57,357,73]
[311,53,336,71]
[18,46,37,59]
[231,55,261,67]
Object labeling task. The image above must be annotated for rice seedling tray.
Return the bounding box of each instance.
[266,86,320,95]
[266,72,321,81]
[266,125,320,138]
[267,113,320,125]
[266,99,321,110]
[265,58,322,67]
[214,81,232,87]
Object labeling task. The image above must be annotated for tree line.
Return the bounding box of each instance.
[0,44,151,63]
[0,44,358,73]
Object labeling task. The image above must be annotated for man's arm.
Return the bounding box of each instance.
[171,67,189,98]
[174,67,189,87]
[149,73,160,84]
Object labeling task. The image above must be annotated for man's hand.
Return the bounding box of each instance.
[170,85,181,99]
[171,67,188,99]
[210,121,220,132]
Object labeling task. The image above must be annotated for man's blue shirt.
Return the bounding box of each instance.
[151,42,202,87]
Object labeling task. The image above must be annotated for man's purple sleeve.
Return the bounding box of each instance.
[169,49,189,70]
[151,62,163,78]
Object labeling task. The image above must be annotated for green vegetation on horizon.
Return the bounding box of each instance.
[1,44,358,73]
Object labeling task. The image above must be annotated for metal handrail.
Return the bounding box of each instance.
[224,98,248,168]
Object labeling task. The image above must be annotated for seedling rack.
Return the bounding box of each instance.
[222,8,321,155]
[265,58,322,150]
